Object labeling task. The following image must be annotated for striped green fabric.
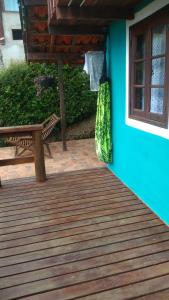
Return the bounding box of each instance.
[95,81,112,163]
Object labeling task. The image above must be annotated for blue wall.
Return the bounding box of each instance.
[108,20,169,225]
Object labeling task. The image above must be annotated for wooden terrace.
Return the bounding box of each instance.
[0,167,169,299]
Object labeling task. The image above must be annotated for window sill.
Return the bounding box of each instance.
[129,114,168,129]
[126,116,169,139]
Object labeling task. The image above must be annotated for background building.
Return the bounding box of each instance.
[0,0,25,68]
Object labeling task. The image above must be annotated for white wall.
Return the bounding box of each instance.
[0,11,25,67]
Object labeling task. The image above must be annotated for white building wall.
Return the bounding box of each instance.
[0,11,25,67]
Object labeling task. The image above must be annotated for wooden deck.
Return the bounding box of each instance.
[0,167,169,300]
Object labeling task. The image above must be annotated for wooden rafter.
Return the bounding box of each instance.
[56,0,139,8]
[27,52,83,61]
[56,0,69,6]
[57,0,98,6]
[68,0,73,6]
[53,5,134,24]
[30,45,104,54]
[49,24,106,35]
[24,0,47,5]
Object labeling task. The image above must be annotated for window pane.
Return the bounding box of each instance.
[152,25,166,56]
[12,29,22,40]
[150,88,164,114]
[134,88,144,110]
[151,57,165,85]
[136,35,145,59]
[135,62,145,84]
[4,0,19,11]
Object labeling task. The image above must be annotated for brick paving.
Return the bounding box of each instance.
[0,139,105,182]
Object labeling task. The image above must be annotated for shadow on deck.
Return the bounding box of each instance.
[0,167,169,299]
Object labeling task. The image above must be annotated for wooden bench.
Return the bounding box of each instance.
[0,125,46,185]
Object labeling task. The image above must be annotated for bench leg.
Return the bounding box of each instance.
[15,146,18,157]
[45,143,52,158]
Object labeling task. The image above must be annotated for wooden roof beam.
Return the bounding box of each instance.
[27,52,79,59]
[30,44,104,52]
[54,6,134,23]
[57,0,69,6]
[49,24,106,35]
[27,52,84,64]
[57,0,97,7]
[24,0,47,6]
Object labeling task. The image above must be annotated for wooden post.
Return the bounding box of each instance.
[58,58,67,151]
[32,130,46,182]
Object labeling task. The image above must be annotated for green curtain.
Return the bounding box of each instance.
[95,81,112,163]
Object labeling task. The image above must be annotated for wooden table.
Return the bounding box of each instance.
[0,125,46,184]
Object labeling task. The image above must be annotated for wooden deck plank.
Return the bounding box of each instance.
[1,181,121,202]
[71,275,169,300]
[0,206,150,236]
[0,230,169,268]
[0,168,111,193]
[0,179,124,198]
[0,213,157,244]
[0,202,144,229]
[0,168,112,195]
[0,189,132,213]
[0,167,169,300]
[1,167,110,185]
[0,179,122,202]
[2,239,169,278]
[0,218,160,250]
[7,264,169,300]
[0,224,166,258]
[1,258,169,299]
[0,194,140,222]
[135,289,169,299]
[0,182,127,208]
[0,174,119,199]
[0,173,118,199]
[1,247,169,290]
[2,167,109,186]
[0,193,137,219]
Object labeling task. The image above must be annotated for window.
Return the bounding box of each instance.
[129,7,169,128]
[4,0,19,12]
[12,29,22,40]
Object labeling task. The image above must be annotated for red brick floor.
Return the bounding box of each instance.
[0,139,105,182]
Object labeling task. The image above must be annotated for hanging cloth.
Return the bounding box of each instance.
[83,51,104,91]
[95,45,112,163]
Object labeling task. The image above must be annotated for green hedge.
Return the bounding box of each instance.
[0,63,97,127]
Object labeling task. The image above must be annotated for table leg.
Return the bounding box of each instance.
[33,130,46,182]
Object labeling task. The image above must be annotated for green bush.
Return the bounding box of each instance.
[0,63,97,127]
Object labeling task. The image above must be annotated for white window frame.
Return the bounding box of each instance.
[126,0,169,139]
